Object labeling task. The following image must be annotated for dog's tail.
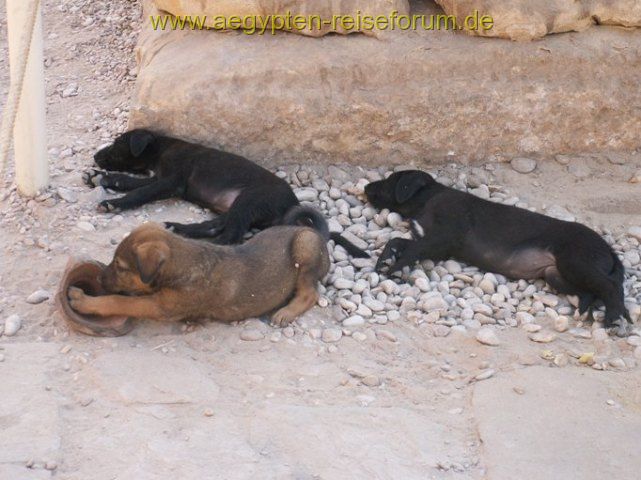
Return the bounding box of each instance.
[283,206,370,258]
[610,251,625,285]
[609,251,631,322]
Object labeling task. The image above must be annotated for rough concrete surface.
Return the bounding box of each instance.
[473,366,641,480]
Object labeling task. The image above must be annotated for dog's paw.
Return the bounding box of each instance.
[271,308,296,328]
[97,200,119,213]
[82,169,105,188]
[68,287,94,314]
[164,222,180,232]
[607,317,632,338]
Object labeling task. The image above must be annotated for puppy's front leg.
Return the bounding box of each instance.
[84,169,157,192]
[376,238,413,273]
[69,287,166,320]
[98,176,182,212]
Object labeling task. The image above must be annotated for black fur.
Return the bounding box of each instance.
[86,129,368,257]
[365,170,631,332]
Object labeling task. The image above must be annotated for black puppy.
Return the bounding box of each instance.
[85,129,368,256]
[365,170,631,333]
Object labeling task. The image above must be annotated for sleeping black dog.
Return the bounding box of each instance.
[365,170,631,334]
[84,129,368,256]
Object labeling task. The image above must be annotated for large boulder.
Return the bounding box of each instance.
[152,0,410,37]
[435,0,641,41]
[130,0,641,167]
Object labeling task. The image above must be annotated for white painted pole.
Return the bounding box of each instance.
[6,0,48,196]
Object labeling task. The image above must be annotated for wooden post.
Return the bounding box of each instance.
[6,0,48,196]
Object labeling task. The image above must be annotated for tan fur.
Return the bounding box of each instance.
[68,222,329,325]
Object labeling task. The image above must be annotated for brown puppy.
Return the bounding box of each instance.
[68,222,329,326]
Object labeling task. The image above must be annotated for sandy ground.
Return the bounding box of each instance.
[1,2,641,479]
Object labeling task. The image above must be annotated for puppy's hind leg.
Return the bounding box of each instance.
[555,252,630,335]
[272,230,330,327]
[544,265,595,322]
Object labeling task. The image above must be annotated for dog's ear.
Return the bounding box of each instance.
[129,130,155,158]
[395,172,430,204]
[134,240,170,284]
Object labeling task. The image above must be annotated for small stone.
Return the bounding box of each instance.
[553,353,569,367]
[606,399,616,406]
[343,315,365,327]
[44,461,58,471]
[422,296,448,311]
[57,187,78,203]
[443,260,462,274]
[61,83,79,97]
[386,310,401,322]
[510,157,537,174]
[3,314,22,336]
[60,345,72,354]
[478,279,495,294]
[270,332,282,343]
[628,226,641,241]
[26,289,50,304]
[362,375,381,387]
[513,387,525,395]
[609,358,626,369]
[522,323,542,333]
[282,326,295,338]
[529,331,557,343]
[333,278,354,290]
[475,369,495,381]
[240,329,264,341]
[476,328,500,346]
[352,332,367,342]
[554,315,569,333]
[516,311,534,325]
[294,187,318,202]
[321,328,343,343]
[376,330,397,342]
[363,298,385,312]
[432,325,451,337]
[76,221,95,232]
[570,328,592,339]
[203,408,215,417]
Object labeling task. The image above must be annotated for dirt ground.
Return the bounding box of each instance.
[1,2,641,480]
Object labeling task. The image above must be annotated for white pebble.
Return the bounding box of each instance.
[475,369,496,381]
[511,157,537,174]
[26,289,50,305]
[343,315,365,327]
[529,331,557,343]
[476,328,500,346]
[554,316,569,333]
[322,328,343,343]
[240,329,264,341]
[3,314,22,336]
[76,221,95,232]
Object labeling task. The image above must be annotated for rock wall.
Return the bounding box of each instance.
[434,0,641,41]
[130,0,641,167]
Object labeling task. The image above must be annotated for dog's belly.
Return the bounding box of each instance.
[463,247,556,280]
[186,185,241,213]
